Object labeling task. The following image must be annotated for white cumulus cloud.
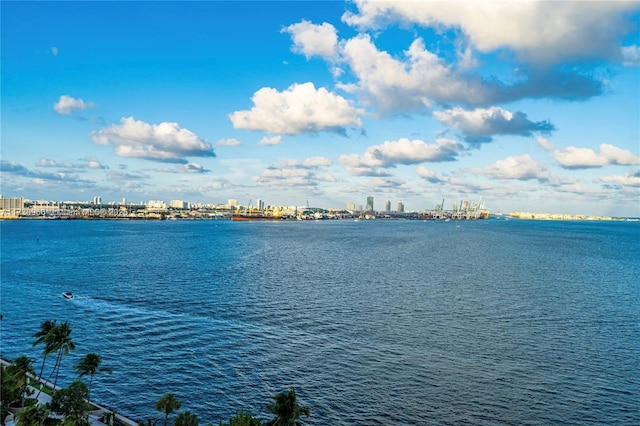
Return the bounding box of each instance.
[339,138,463,176]
[229,82,362,135]
[473,154,550,181]
[258,136,283,146]
[536,136,555,151]
[552,144,640,169]
[416,166,446,184]
[433,106,554,144]
[53,95,95,115]
[343,0,638,65]
[91,117,215,164]
[283,20,338,60]
[339,35,501,113]
[600,170,640,187]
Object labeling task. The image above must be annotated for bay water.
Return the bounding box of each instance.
[1,219,638,425]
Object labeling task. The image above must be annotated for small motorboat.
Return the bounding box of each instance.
[62,291,74,299]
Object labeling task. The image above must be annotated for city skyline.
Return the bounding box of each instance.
[2,1,639,217]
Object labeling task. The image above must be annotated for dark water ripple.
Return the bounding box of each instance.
[1,219,639,425]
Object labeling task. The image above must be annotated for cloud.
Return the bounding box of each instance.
[338,34,607,114]
[53,95,96,115]
[433,106,554,144]
[107,170,150,181]
[278,156,333,168]
[154,163,210,174]
[621,45,640,67]
[91,117,215,164]
[472,154,550,181]
[253,167,317,188]
[551,143,640,169]
[258,135,283,146]
[600,170,640,187]
[536,136,555,151]
[416,166,446,184]
[342,0,638,65]
[51,46,58,56]
[282,20,338,59]
[216,138,242,147]
[229,82,362,135]
[84,157,108,170]
[36,158,75,168]
[36,157,108,170]
[1,160,30,174]
[252,155,335,188]
[1,160,95,184]
[339,138,463,176]
[339,35,504,112]
[295,2,638,113]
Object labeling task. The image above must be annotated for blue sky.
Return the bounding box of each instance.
[2,1,639,216]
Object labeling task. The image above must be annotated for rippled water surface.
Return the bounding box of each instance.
[1,219,639,425]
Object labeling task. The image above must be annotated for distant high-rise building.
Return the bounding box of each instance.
[397,201,404,212]
[346,202,355,211]
[122,198,127,206]
[366,196,374,211]
[147,200,167,210]
[385,200,391,212]
[228,199,238,207]
[256,199,264,210]
[93,196,102,205]
[170,200,187,209]
[0,197,24,216]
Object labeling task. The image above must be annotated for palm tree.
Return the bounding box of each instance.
[32,319,57,385]
[74,352,112,402]
[45,321,75,388]
[10,355,35,408]
[265,388,310,426]
[15,403,50,426]
[156,393,181,426]
[173,410,198,426]
[219,411,263,426]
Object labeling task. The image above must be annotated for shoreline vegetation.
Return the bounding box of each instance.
[1,321,310,426]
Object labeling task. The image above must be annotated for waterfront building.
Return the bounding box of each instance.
[147,200,168,210]
[93,195,102,205]
[397,201,404,213]
[228,199,238,207]
[346,202,355,211]
[170,200,187,209]
[385,200,391,212]
[0,196,24,217]
[366,196,374,212]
